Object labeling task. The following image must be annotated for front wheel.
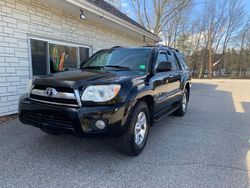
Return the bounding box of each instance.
[119,101,150,156]
[174,88,189,116]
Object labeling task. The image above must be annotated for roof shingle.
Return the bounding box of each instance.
[87,0,158,38]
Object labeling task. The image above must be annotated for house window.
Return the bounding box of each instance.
[30,38,91,76]
[31,40,48,75]
[79,47,90,63]
[49,43,78,73]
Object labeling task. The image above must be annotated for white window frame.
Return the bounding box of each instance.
[28,35,93,77]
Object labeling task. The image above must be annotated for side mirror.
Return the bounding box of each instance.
[156,61,172,72]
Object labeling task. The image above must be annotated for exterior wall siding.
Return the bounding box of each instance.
[0,0,146,116]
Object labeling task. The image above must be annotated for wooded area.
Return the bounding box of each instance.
[126,0,250,78]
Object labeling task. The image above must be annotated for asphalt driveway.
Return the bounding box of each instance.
[1,79,250,188]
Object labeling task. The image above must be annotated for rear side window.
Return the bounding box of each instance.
[167,51,179,71]
[177,55,189,70]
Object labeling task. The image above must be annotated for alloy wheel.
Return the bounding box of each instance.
[134,112,147,145]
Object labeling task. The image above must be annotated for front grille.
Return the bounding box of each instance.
[30,94,78,105]
[22,111,74,130]
[29,85,81,107]
[33,85,73,92]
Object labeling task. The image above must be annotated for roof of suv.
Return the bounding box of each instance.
[110,45,181,54]
[143,45,180,52]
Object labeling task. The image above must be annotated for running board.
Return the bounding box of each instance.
[154,104,180,122]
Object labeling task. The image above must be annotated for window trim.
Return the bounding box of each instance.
[28,35,93,77]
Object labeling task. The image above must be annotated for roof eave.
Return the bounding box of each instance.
[64,0,161,42]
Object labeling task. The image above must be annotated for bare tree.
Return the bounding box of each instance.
[129,0,192,35]
[221,0,245,71]
[238,20,250,77]
[178,0,246,78]
[126,0,249,78]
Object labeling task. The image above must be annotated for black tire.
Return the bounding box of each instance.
[119,101,150,156]
[40,128,61,135]
[174,88,189,116]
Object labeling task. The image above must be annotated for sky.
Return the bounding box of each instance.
[192,0,250,17]
[242,0,250,15]
[120,0,250,20]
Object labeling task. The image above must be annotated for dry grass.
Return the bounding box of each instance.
[0,114,17,124]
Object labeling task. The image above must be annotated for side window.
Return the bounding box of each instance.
[167,51,179,71]
[155,51,167,68]
[178,55,189,70]
[173,53,182,70]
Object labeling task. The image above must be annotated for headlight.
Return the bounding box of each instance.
[26,79,33,93]
[81,85,121,102]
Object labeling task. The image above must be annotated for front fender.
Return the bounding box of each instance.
[121,84,154,120]
[127,83,154,103]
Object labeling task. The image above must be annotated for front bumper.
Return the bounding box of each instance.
[18,96,130,135]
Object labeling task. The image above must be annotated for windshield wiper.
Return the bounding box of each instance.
[81,65,131,71]
[104,65,131,70]
[80,66,105,70]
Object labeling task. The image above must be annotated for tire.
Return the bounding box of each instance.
[119,101,150,156]
[174,88,189,116]
[40,128,61,135]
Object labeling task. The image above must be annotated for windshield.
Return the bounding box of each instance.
[81,48,152,72]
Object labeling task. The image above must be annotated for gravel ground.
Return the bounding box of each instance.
[0,79,250,188]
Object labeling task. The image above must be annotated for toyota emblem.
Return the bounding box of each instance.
[44,88,57,96]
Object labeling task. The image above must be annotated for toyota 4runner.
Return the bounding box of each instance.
[18,45,191,156]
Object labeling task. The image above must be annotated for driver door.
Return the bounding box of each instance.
[152,51,176,114]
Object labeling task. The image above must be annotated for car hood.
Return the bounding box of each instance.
[33,69,146,89]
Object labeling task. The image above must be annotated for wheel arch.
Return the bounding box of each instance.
[131,95,155,126]
[184,81,190,101]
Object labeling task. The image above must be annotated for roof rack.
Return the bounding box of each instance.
[142,44,180,52]
[111,46,123,49]
[168,47,179,52]
[157,45,180,52]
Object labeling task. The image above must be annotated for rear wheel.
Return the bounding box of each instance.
[119,101,150,156]
[174,88,189,116]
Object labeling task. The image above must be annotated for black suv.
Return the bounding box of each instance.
[18,45,191,156]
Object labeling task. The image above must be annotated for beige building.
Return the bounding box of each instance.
[0,0,160,116]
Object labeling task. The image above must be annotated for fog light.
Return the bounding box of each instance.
[95,120,106,130]
[80,119,92,132]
